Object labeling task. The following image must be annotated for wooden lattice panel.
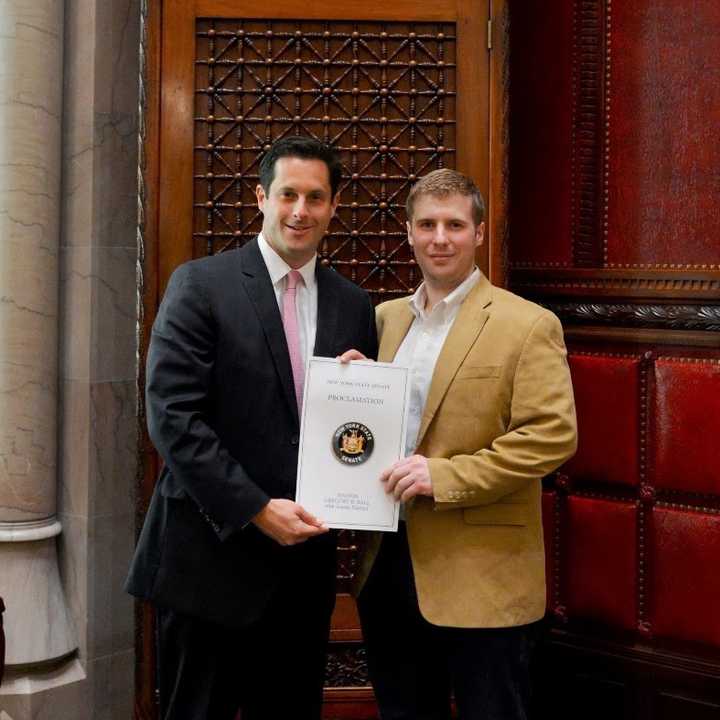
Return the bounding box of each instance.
[194,18,457,300]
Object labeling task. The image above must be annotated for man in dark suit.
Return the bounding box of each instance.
[126,137,378,720]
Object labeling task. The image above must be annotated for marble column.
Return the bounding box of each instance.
[0,0,83,712]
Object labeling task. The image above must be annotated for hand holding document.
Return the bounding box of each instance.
[295,357,410,531]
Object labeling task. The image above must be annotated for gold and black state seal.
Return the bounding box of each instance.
[332,422,374,466]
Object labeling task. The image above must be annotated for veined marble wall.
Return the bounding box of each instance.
[0,0,140,717]
[0,0,80,700]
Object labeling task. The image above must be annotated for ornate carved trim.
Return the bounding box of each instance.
[501,0,511,282]
[544,302,720,331]
[136,0,148,479]
[571,0,607,267]
[325,646,370,687]
[135,2,159,717]
[512,261,720,271]
[511,268,720,300]
[601,0,612,266]
[493,0,510,286]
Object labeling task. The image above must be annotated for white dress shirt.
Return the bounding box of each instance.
[394,268,481,458]
[257,233,318,365]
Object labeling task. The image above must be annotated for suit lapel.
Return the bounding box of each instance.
[415,275,493,447]
[237,239,299,424]
[378,303,415,363]
[314,265,339,357]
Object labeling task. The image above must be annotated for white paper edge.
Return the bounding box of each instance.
[295,356,411,532]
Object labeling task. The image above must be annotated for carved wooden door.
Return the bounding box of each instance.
[137,0,507,716]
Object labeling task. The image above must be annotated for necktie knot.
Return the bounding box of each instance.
[286,269,303,291]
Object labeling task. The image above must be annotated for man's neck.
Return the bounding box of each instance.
[423,273,472,312]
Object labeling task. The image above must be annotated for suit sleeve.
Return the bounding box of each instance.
[146,264,270,539]
[364,292,379,361]
[429,311,578,509]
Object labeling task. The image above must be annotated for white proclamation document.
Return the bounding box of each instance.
[295,357,410,532]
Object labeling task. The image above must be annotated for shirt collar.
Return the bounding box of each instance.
[257,233,317,289]
[408,267,481,320]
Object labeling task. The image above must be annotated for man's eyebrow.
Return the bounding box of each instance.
[276,185,328,195]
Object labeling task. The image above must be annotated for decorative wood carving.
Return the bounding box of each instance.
[194,19,458,301]
[511,268,720,299]
[542,302,720,331]
[325,646,370,687]
[570,0,607,267]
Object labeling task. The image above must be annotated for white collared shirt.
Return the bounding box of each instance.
[257,233,318,365]
[394,268,481,458]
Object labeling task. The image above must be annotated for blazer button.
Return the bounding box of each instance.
[291,435,299,446]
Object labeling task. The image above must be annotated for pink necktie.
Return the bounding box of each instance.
[282,270,305,413]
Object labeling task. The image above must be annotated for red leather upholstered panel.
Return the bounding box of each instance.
[565,353,641,486]
[542,490,557,611]
[509,0,573,267]
[564,496,637,631]
[652,359,720,495]
[606,2,720,267]
[649,507,720,646]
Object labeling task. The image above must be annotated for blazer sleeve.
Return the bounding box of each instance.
[146,264,270,539]
[429,311,578,509]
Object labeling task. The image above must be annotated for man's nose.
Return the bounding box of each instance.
[433,224,449,243]
[293,197,309,218]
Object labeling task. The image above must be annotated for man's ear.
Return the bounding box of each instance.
[256,184,266,211]
[475,221,485,247]
[406,220,413,246]
[331,191,340,216]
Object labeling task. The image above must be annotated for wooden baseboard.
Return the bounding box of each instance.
[322,687,378,720]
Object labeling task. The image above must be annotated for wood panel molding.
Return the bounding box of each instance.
[570,0,608,267]
[511,268,720,300]
[542,302,720,332]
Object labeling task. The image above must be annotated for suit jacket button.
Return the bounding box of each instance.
[291,435,299,445]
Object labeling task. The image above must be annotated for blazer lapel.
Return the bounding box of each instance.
[378,302,415,363]
[313,265,339,357]
[237,239,299,424]
[415,275,493,447]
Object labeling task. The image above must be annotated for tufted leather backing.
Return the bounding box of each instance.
[542,353,720,648]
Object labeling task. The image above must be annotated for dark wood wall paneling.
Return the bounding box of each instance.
[510,1,720,718]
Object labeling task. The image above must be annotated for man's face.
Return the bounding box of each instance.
[407,192,484,293]
[256,157,339,268]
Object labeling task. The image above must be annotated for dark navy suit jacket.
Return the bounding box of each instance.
[126,239,377,627]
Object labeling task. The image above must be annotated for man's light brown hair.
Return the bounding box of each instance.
[406,169,485,226]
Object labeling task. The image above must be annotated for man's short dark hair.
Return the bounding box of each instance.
[406,168,485,226]
[259,136,343,197]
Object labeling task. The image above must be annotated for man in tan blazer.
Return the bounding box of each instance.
[341,169,577,720]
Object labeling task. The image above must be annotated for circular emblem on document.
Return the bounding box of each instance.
[332,422,374,466]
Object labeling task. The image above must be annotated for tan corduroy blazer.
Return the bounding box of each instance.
[353,272,577,628]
